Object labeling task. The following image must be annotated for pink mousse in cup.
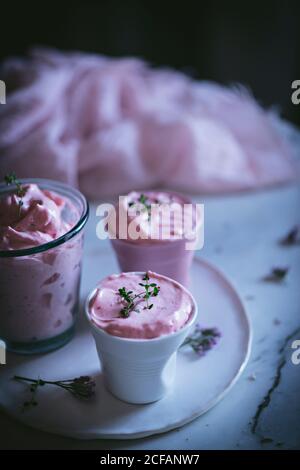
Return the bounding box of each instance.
[0,178,89,354]
[86,271,197,404]
[110,191,201,287]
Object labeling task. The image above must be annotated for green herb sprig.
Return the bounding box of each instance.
[118,272,160,318]
[14,375,96,411]
[4,172,26,215]
[139,272,160,310]
[128,193,152,220]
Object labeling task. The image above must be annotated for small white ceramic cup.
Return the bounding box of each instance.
[85,273,197,404]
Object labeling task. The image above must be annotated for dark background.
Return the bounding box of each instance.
[0,0,300,125]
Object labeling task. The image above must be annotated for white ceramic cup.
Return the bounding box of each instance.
[85,273,197,404]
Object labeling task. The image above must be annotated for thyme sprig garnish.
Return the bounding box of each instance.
[14,375,96,411]
[181,324,221,356]
[4,172,26,215]
[118,272,160,318]
[128,193,152,220]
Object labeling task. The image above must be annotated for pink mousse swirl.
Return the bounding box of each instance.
[89,271,194,339]
[0,183,73,250]
[111,190,200,244]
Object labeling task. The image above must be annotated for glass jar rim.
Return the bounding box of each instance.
[0,178,89,258]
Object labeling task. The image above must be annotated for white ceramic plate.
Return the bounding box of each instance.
[0,257,251,440]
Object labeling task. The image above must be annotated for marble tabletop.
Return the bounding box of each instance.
[1,184,300,450]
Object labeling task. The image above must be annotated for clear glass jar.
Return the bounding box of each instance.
[0,179,89,354]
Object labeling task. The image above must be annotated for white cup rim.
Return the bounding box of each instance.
[85,271,198,344]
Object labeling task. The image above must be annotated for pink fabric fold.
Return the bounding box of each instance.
[0,48,298,199]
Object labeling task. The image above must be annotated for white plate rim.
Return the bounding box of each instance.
[0,256,252,440]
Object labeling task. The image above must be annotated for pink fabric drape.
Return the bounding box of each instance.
[0,48,298,199]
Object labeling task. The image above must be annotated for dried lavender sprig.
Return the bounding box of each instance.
[279,226,300,246]
[261,267,289,283]
[14,375,96,410]
[181,324,221,356]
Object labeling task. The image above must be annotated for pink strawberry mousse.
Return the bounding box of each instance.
[114,190,195,242]
[0,183,84,346]
[88,271,194,339]
[110,190,200,286]
[0,183,73,250]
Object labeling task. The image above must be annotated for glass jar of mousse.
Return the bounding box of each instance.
[0,179,89,354]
